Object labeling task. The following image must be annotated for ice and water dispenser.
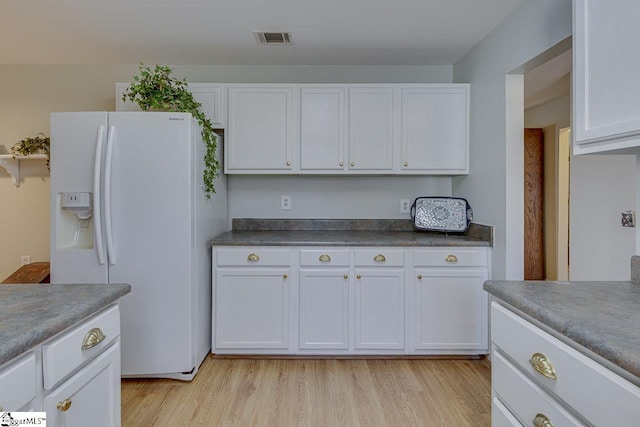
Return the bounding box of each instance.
[56,192,93,249]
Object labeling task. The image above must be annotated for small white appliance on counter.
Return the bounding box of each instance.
[50,112,226,380]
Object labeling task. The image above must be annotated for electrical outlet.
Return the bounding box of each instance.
[400,199,410,213]
[281,195,291,210]
[21,255,31,266]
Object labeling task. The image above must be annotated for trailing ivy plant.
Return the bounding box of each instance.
[11,132,50,170]
[122,63,219,198]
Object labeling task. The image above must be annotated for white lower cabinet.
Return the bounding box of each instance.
[44,343,121,427]
[213,246,490,355]
[491,302,640,426]
[215,268,290,351]
[0,304,122,426]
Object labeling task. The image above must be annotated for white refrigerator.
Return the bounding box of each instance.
[50,112,226,380]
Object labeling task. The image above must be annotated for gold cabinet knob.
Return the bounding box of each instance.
[339,161,344,166]
[57,398,72,412]
[283,273,288,279]
[247,253,260,262]
[529,353,557,380]
[373,254,386,263]
[344,274,348,279]
[81,327,106,350]
[445,254,458,263]
[286,161,291,166]
[319,254,331,262]
[417,275,422,280]
[350,162,355,167]
[403,161,408,167]
[356,274,361,279]
[533,413,554,427]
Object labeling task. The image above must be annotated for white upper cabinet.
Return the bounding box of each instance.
[573,0,640,154]
[225,86,296,172]
[115,83,224,127]
[348,87,395,171]
[299,87,346,171]
[401,86,469,173]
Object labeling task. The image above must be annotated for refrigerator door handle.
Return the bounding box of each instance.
[93,125,106,265]
[104,125,117,265]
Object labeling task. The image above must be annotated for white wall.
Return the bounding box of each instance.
[452,0,572,280]
[0,64,452,281]
[570,155,636,280]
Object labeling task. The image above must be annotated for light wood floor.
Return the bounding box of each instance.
[121,355,491,426]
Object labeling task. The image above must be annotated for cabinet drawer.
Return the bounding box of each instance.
[354,249,404,266]
[43,304,120,390]
[414,248,487,267]
[216,248,290,266]
[493,350,583,426]
[492,397,523,427]
[0,352,37,411]
[300,249,350,267]
[492,302,640,426]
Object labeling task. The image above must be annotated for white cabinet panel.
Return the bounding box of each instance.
[401,86,468,173]
[44,343,121,427]
[0,352,37,412]
[300,87,346,171]
[414,268,488,350]
[214,268,290,350]
[573,0,640,153]
[299,269,350,349]
[348,87,394,171]
[354,269,404,350]
[226,87,295,172]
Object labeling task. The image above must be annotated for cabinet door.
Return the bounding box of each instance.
[115,83,224,127]
[573,0,640,153]
[348,87,394,170]
[44,342,121,427]
[414,268,488,350]
[299,269,350,349]
[354,268,404,350]
[214,268,290,349]
[401,86,468,173]
[226,87,295,172]
[300,87,346,171]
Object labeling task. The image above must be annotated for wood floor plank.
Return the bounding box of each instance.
[121,356,491,427]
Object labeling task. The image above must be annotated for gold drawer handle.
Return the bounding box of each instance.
[533,413,554,427]
[319,254,331,262]
[417,274,422,280]
[373,254,386,263]
[344,274,348,279]
[445,254,458,263]
[247,253,260,262]
[356,274,361,279]
[81,327,106,350]
[529,353,557,380]
[57,398,72,412]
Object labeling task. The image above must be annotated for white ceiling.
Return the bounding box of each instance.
[0,0,523,65]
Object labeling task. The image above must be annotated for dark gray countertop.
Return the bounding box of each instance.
[210,219,493,247]
[0,283,131,366]
[484,279,640,385]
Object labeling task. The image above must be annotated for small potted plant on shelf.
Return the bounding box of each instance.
[10,132,50,169]
[121,63,219,198]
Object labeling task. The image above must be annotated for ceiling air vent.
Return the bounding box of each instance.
[254,31,293,45]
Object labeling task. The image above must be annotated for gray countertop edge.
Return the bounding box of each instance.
[0,283,131,366]
[484,280,640,386]
[209,230,491,247]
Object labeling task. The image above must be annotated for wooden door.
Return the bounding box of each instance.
[524,129,545,279]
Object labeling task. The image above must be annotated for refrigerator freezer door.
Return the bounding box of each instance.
[50,112,109,284]
[106,112,195,376]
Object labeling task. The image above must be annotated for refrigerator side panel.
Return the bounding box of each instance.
[193,129,227,367]
[50,112,108,284]
[106,112,194,376]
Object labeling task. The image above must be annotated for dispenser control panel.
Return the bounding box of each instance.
[61,192,92,209]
